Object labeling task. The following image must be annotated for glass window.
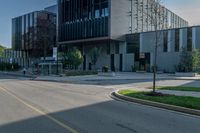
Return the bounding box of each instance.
[101,9,105,17]
[127,34,140,54]
[95,9,100,18]
[107,42,110,54]
[26,15,29,33]
[22,16,24,35]
[104,8,109,16]
[30,13,33,27]
[115,42,119,54]
[175,29,180,52]
[163,31,168,52]
[187,27,192,51]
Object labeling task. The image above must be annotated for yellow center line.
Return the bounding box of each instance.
[0,86,78,133]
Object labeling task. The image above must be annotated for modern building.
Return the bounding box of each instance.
[0,49,33,67]
[12,9,56,59]
[57,0,189,71]
[129,26,200,73]
[44,5,58,14]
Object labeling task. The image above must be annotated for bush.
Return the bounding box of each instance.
[0,62,20,71]
[66,48,83,70]
[177,48,199,72]
[65,70,97,76]
[89,47,102,70]
[131,63,140,72]
[102,65,109,72]
[151,65,158,72]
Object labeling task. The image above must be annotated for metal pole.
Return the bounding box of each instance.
[56,45,59,75]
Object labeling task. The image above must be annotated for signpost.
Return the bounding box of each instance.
[53,47,58,61]
[10,58,14,70]
[9,58,13,64]
[139,53,145,59]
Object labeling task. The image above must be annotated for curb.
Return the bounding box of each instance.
[34,77,199,83]
[0,72,36,78]
[112,90,200,116]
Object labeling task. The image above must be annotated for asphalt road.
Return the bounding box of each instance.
[0,75,200,133]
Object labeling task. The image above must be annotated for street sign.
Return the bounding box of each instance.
[53,47,57,60]
[139,53,145,59]
[9,58,13,64]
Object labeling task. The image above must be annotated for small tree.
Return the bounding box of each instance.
[138,0,164,93]
[89,47,102,70]
[177,48,199,72]
[192,48,199,72]
[0,45,5,58]
[67,48,83,70]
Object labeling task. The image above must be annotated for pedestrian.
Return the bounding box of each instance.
[23,68,26,75]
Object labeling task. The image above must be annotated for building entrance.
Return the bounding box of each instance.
[139,53,150,71]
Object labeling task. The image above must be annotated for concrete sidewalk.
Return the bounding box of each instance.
[35,72,200,82]
[117,87,200,98]
[0,71,36,78]
[157,90,200,98]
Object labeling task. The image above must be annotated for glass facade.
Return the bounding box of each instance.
[58,0,109,42]
[126,34,140,54]
[129,0,189,33]
[12,17,22,50]
[12,11,56,58]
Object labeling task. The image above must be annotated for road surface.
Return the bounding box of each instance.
[0,75,199,133]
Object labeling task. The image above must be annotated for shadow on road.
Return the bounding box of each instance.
[0,99,199,133]
[0,100,140,133]
[180,80,200,88]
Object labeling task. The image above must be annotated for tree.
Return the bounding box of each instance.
[66,48,83,70]
[192,48,199,71]
[89,47,102,70]
[178,48,192,72]
[177,48,199,72]
[0,45,5,58]
[139,0,165,93]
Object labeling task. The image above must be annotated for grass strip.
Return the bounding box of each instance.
[119,90,200,110]
[156,86,200,92]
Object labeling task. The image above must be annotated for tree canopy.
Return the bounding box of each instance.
[66,48,83,69]
[177,48,199,72]
[89,47,102,66]
[0,44,6,58]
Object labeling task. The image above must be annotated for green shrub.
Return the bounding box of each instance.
[102,65,109,72]
[0,62,20,71]
[66,48,83,70]
[65,70,97,76]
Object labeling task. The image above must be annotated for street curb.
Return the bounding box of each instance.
[112,90,200,116]
[33,77,199,83]
[0,72,36,78]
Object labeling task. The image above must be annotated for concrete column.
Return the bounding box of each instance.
[192,27,196,49]
[180,29,183,49]
[168,30,172,52]
[140,34,143,53]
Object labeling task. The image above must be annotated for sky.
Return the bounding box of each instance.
[0,0,200,48]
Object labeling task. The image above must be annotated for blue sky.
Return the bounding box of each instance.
[0,0,56,48]
[0,0,200,48]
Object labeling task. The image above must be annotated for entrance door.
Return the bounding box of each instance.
[139,53,150,71]
[111,54,115,72]
[83,55,86,70]
[119,54,123,72]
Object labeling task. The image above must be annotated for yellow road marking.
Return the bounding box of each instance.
[0,86,78,133]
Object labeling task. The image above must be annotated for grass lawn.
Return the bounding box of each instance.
[156,86,200,92]
[118,90,200,110]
